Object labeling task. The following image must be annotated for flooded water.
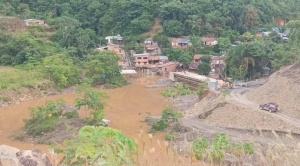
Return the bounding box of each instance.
[0,75,205,165]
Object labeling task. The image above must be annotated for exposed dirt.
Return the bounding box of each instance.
[0,15,26,32]
[0,84,77,107]
[0,76,202,165]
[143,17,162,37]
[247,63,300,118]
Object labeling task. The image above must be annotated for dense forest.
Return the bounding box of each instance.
[0,0,300,85]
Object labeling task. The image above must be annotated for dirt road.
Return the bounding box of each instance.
[180,118,299,147]
[228,87,300,128]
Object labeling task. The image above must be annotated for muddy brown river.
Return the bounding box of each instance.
[0,76,201,165]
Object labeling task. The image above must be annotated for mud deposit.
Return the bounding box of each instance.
[0,76,197,165]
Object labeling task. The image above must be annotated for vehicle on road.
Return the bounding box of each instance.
[259,102,279,112]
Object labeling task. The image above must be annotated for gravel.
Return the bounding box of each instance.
[246,63,300,118]
[204,103,300,133]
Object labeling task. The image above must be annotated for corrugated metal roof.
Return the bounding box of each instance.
[132,53,150,57]
[159,56,168,60]
[178,38,189,44]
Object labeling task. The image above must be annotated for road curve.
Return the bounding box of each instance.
[227,88,300,128]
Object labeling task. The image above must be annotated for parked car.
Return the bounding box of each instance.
[259,102,279,112]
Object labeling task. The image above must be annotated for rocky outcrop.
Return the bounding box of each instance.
[0,145,51,166]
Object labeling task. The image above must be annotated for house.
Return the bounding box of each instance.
[24,19,45,26]
[105,34,123,45]
[133,53,150,66]
[210,56,225,74]
[193,55,203,62]
[202,36,218,46]
[148,56,168,64]
[169,38,190,48]
[157,62,177,75]
[143,38,161,55]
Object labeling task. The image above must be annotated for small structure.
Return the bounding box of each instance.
[143,38,161,55]
[208,79,218,90]
[105,34,123,45]
[202,36,218,46]
[133,53,150,66]
[211,56,225,74]
[189,62,200,71]
[193,54,202,62]
[157,62,177,75]
[169,37,190,48]
[24,19,45,26]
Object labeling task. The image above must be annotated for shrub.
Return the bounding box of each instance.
[165,133,176,141]
[192,133,253,162]
[56,126,136,166]
[23,100,65,136]
[150,107,182,133]
[63,111,79,119]
[24,117,58,136]
[161,83,194,98]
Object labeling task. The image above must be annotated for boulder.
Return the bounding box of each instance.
[0,145,21,166]
[0,145,52,166]
[16,149,51,166]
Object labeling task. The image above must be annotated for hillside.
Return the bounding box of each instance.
[0,15,25,32]
[247,63,300,118]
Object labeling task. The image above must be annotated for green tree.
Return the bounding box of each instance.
[85,51,126,87]
[197,55,211,75]
[197,63,211,75]
[153,32,171,49]
[163,20,183,37]
[43,54,78,88]
[218,37,231,52]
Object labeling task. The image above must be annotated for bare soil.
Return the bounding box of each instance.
[247,63,300,118]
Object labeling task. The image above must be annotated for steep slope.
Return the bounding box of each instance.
[246,63,300,118]
[0,15,25,32]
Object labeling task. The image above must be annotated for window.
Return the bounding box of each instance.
[143,57,148,59]
[137,57,142,59]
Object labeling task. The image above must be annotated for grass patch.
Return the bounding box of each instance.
[192,133,254,162]
[0,66,49,90]
[165,133,176,141]
[150,107,182,133]
[161,83,195,98]
[23,100,65,136]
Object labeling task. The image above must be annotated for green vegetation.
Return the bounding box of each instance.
[84,51,127,87]
[196,82,207,99]
[197,55,212,75]
[151,107,182,133]
[75,79,108,125]
[0,66,48,90]
[24,100,64,136]
[192,133,253,162]
[42,54,78,89]
[56,126,136,166]
[161,83,194,98]
[165,133,176,141]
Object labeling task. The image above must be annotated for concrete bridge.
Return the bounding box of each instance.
[169,72,217,89]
